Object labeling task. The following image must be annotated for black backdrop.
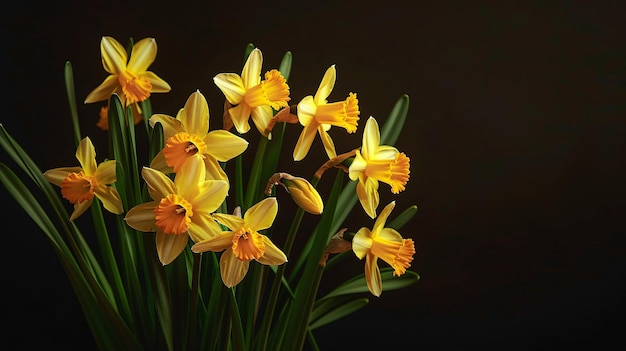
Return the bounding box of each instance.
[3,0,625,349]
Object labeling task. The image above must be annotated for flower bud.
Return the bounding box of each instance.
[280,174,324,215]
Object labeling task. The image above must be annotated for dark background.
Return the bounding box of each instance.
[3,0,625,349]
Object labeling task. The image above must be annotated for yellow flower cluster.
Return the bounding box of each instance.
[43,36,416,296]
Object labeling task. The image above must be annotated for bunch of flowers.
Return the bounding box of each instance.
[0,36,419,350]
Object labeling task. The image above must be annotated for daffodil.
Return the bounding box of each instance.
[44,136,123,221]
[213,48,291,137]
[294,65,360,161]
[348,116,410,218]
[191,197,287,288]
[85,36,171,109]
[351,201,416,297]
[149,90,248,181]
[124,154,229,265]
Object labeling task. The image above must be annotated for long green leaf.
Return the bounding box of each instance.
[319,268,420,301]
[308,297,369,330]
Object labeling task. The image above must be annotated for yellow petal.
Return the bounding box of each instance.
[212,213,245,232]
[76,137,97,176]
[362,116,381,160]
[203,130,249,161]
[372,201,395,235]
[244,197,278,231]
[190,179,229,214]
[318,128,337,160]
[356,177,379,219]
[351,227,373,259]
[175,155,206,199]
[100,36,127,74]
[181,91,209,137]
[94,185,124,214]
[313,64,336,106]
[203,155,229,181]
[142,71,171,92]
[348,151,367,181]
[149,113,183,140]
[256,237,287,266]
[365,254,382,297]
[70,200,92,221]
[228,103,252,134]
[127,37,157,72]
[220,249,250,288]
[241,48,262,88]
[94,159,117,185]
[84,75,119,104]
[43,167,82,186]
[188,214,222,242]
[156,230,189,265]
[296,95,316,126]
[214,73,246,104]
[192,231,235,253]
[250,105,273,137]
[292,123,317,161]
[125,202,159,232]
[142,167,176,200]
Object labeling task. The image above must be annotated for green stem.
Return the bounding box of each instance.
[188,253,202,351]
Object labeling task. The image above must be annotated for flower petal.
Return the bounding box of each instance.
[192,231,235,253]
[318,127,337,160]
[149,113,183,140]
[127,37,156,72]
[256,237,287,266]
[356,177,379,219]
[190,179,229,214]
[125,202,158,232]
[148,151,174,175]
[43,167,82,186]
[175,155,206,199]
[94,185,124,214]
[84,75,119,104]
[214,73,245,104]
[181,91,209,137]
[203,130,248,162]
[293,123,317,161]
[220,249,250,288]
[142,167,176,200]
[228,103,252,134]
[100,36,127,74]
[365,254,382,297]
[212,213,245,232]
[188,213,223,242]
[351,227,373,259]
[313,65,336,106]
[244,197,278,231]
[373,201,395,235]
[76,137,97,175]
[250,105,273,137]
[156,230,189,265]
[362,116,381,160]
[70,200,92,221]
[142,71,171,93]
[241,48,262,88]
[94,159,117,185]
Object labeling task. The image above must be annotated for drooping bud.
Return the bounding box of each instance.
[266,173,324,215]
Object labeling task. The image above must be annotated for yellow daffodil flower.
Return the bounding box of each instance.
[351,201,416,297]
[124,154,229,265]
[44,136,123,221]
[348,116,410,218]
[191,197,287,288]
[294,65,360,161]
[213,48,291,137]
[85,36,171,109]
[149,90,248,181]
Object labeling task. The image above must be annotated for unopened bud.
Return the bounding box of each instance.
[267,173,324,215]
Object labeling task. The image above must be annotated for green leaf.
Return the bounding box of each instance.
[309,295,369,330]
[380,94,410,146]
[278,51,292,81]
[63,61,81,147]
[387,205,418,230]
[318,268,420,301]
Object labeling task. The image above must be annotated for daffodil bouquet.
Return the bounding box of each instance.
[0,36,419,351]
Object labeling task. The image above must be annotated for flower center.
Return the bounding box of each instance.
[61,171,96,204]
[154,194,193,235]
[163,132,208,173]
[365,152,410,193]
[314,93,360,133]
[232,228,265,261]
[118,69,152,105]
[370,237,415,276]
[244,69,290,109]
